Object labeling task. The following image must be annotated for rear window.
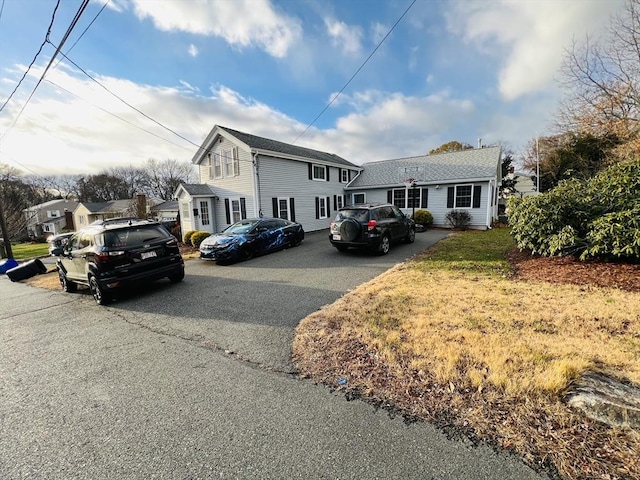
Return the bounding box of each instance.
[100,225,170,248]
[334,209,369,223]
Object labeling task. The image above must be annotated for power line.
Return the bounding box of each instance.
[0,0,61,113]
[291,0,417,145]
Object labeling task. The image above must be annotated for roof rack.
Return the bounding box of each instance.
[90,217,151,226]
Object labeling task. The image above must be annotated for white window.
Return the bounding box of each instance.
[392,189,406,209]
[341,169,349,183]
[455,185,473,208]
[213,153,222,178]
[44,224,52,232]
[79,215,86,225]
[318,197,328,219]
[47,210,60,218]
[199,201,210,226]
[336,195,344,210]
[233,148,240,176]
[181,202,190,219]
[408,187,421,208]
[231,199,241,223]
[208,154,213,179]
[353,193,365,204]
[312,164,326,181]
[223,149,233,177]
[278,198,290,220]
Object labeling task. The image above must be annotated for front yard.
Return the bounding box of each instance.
[293,228,640,480]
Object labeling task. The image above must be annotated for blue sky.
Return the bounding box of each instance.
[0,0,626,176]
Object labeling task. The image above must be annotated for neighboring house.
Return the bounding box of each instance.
[345,146,503,229]
[513,172,538,197]
[23,199,79,238]
[150,200,179,222]
[73,195,162,229]
[175,125,362,235]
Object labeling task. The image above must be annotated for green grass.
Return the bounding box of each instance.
[8,243,50,260]
[417,228,513,276]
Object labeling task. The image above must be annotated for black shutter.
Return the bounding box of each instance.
[447,187,455,208]
[315,197,320,219]
[421,188,428,208]
[326,196,331,216]
[240,198,246,219]
[473,185,482,208]
[224,199,231,224]
[290,198,296,222]
[272,198,278,217]
[338,168,343,183]
[387,190,392,203]
[326,166,330,182]
[333,195,337,210]
[308,163,313,180]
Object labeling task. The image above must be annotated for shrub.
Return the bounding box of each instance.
[183,230,196,244]
[412,209,433,228]
[445,210,471,230]
[190,231,210,248]
[508,159,640,260]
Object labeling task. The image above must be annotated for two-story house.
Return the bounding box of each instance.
[175,126,362,234]
[23,199,79,238]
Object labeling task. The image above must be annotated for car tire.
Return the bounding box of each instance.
[89,276,111,306]
[405,228,416,244]
[377,234,391,255]
[169,269,185,283]
[339,219,361,242]
[239,246,254,262]
[335,244,349,252]
[58,269,77,293]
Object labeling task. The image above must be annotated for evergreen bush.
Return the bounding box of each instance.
[190,231,210,248]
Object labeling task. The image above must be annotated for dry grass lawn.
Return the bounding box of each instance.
[293,228,640,480]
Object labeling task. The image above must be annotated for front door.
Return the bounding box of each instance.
[197,199,214,233]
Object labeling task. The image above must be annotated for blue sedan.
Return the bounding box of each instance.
[199,218,304,263]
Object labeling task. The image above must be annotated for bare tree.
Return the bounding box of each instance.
[558,0,640,159]
[142,158,196,200]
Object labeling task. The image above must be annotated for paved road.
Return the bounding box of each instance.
[1,231,548,479]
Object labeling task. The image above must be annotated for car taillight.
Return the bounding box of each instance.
[95,251,125,262]
[166,238,177,247]
[367,220,377,231]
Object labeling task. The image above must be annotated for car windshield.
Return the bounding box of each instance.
[335,209,369,223]
[100,225,169,248]
[224,220,259,235]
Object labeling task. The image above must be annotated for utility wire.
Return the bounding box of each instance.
[291,0,417,145]
[0,0,61,113]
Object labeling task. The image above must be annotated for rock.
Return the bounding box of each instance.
[565,372,640,429]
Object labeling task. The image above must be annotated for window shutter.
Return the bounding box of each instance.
[421,188,428,208]
[333,195,337,210]
[473,185,482,208]
[387,190,392,203]
[338,169,343,183]
[447,187,455,208]
[308,163,313,180]
[325,166,330,182]
[315,197,320,219]
[240,197,246,219]
[290,198,296,222]
[326,196,331,216]
[224,198,231,224]
[272,198,278,217]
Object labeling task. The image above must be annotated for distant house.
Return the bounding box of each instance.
[175,125,362,235]
[345,147,503,229]
[73,195,162,229]
[150,200,179,222]
[23,199,79,238]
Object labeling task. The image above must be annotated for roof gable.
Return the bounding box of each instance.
[348,146,502,188]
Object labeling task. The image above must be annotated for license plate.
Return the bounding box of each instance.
[141,250,157,260]
[332,234,341,241]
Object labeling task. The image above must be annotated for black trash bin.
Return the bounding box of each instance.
[6,258,48,282]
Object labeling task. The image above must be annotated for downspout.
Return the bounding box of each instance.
[252,152,263,217]
[486,179,494,229]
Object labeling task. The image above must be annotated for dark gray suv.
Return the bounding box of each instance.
[329,203,415,255]
[57,218,184,305]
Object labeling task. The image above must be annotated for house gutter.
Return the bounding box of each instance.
[252,152,263,217]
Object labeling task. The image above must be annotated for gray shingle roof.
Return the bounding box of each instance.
[180,184,216,196]
[347,146,502,188]
[219,126,358,168]
[80,200,132,213]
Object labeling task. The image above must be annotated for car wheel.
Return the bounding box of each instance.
[239,246,254,262]
[169,269,185,283]
[89,276,111,305]
[378,234,391,255]
[339,219,361,242]
[58,269,77,293]
[405,228,416,244]
[335,244,349,252]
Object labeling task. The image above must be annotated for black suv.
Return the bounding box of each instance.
[57,218,185,305]
[329,203,415,255]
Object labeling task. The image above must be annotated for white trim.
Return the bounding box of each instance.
[312,164,327,181]
[454,184,473,209]
[277,197,291,220]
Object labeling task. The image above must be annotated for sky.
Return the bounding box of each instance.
[0,0,626,177]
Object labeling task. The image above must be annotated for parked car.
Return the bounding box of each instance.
[47,232,74,256]
[56,218,184,305]
[199,217,304,264]
[329,203,415,255]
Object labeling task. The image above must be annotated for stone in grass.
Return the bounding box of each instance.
[565,372,640,429]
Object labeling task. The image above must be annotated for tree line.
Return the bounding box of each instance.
[0,158,195,241]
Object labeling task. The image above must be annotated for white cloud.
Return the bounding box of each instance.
[447,0,625,100]
[188,44,199,57]
[126,0,302,58]
[324,18,362,56]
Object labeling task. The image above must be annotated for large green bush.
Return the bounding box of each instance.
[190,231,210,248]
[508,159,640,260]
[183,230,196,244]
[412,209,433,228]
